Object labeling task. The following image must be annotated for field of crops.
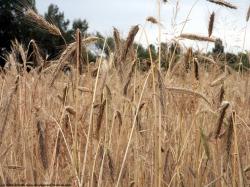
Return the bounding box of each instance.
[0,0,249,186]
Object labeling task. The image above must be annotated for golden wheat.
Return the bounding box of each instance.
[24,8,61,36]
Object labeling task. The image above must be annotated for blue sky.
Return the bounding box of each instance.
[36,0,250,52]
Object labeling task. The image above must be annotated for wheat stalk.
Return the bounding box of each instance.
[214,101,230,139]
[180,34,216,42]
[107,149,115,182]
[184,48,193,72]
[37,120,48,170]
[157,69,166,113]
[200,127,210,159]
[225,113,234,163]
[165,87,212,106]
[210,69,230,87]
[247,6,250,22]
[76,29,83,75]
[95,100,106,140]
[116,71,151,187]
[123,60,137,96]
[0,76,19,146]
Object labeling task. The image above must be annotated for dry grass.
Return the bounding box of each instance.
[1,54,249,186]
[0,2,249,187]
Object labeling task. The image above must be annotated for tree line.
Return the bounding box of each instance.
[0,0,249,70]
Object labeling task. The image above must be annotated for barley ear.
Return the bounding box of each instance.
[214,101,230,139]
[123,60,136,96]
[184,48,193,72]
[24,8,61,36]
[207,0,237,9]
[200,126,210,159]
[121,25,139,62]
[113,27,121,53]
[194,58,199,80]
[37,120,48,170]
[225,112,234,163]
[208,12,215,37]
[146,16,160,24]
[95,100,106,140]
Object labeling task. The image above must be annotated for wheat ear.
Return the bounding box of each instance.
[208,12,215,37]
[24,8,61,36]
[207,0,237,9]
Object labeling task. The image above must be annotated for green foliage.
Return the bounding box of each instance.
[37,4,88,59]
[213,39,224,55]
[136,44,147,60]
[95,32,114,55]
[135,43,157,61]
[45,4,70,32]
[160,42,169,69]
[169,42,181,55]
[0,1,89,63]
[238,52,250,69]
[147,44,157,60]
[37,4,70,58]
[72,19,88,34]
[0,0,35,51]
[225,52,238,64]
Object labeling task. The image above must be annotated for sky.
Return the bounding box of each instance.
[36,0,250,52]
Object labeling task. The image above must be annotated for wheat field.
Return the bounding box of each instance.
[0,1,249,187]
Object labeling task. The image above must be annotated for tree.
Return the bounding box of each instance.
[35,4,89,59]
[45,4,69,32]
[0,0,35,66]
[160,42,168,68]
[41,4,91,60]
[94,32,115,56]
[136,43,147,60]
[0,1,90,64]
[213,39,224,54]
[72,19,88,34]
[238,52,250,69]
[36,4,70,58]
